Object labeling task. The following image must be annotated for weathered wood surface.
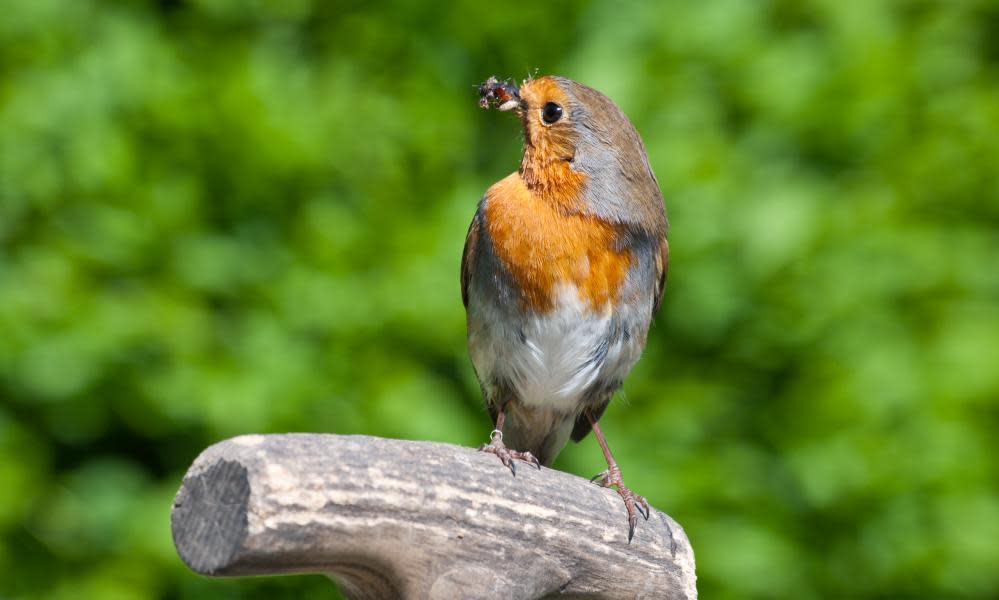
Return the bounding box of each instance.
[171,433,697,599]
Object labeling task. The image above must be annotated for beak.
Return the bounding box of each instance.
[478,76,522,112]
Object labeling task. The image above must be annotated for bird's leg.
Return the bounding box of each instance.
[586,410,650,543]
[478,405,541,476]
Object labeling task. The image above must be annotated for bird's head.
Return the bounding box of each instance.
[479,74,664,229]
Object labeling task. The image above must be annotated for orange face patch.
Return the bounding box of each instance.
[484,173,632,313]
[517,78,580,203]
[518,78,573,149]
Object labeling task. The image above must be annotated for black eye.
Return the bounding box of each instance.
[541,102,563,124]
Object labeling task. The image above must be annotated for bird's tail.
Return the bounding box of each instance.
[500,406,575,467]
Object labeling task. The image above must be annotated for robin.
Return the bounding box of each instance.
[463,75,669,542]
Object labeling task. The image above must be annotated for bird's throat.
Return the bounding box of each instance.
[519,153,586,213]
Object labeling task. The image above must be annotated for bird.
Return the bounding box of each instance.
[462,75,669,542]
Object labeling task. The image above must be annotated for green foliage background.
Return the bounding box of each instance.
[1,0,998,598]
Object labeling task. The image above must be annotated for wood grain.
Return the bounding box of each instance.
[171,434,696,599]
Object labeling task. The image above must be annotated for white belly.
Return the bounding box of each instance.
[468,284,646,413]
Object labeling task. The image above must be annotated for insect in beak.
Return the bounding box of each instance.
[478,76,522,111]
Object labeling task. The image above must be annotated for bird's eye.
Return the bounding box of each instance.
[541,102,563,124]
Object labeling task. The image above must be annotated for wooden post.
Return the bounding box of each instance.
[171,433,697,599]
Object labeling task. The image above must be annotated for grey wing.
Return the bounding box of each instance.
[653,236,669,317]
[462,207,495,420]
[460,210,481,308]
[570,232,668,443]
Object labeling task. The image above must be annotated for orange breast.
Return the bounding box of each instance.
[484,173,632,312]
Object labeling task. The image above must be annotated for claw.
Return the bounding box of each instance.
[479,432,540,476]
[637,498,651,520]
[591,464,650,542]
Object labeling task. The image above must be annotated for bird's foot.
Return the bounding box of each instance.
[591,464,650,543]
[478,430,540,476]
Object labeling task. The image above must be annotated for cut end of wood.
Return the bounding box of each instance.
[171,459,250,575]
